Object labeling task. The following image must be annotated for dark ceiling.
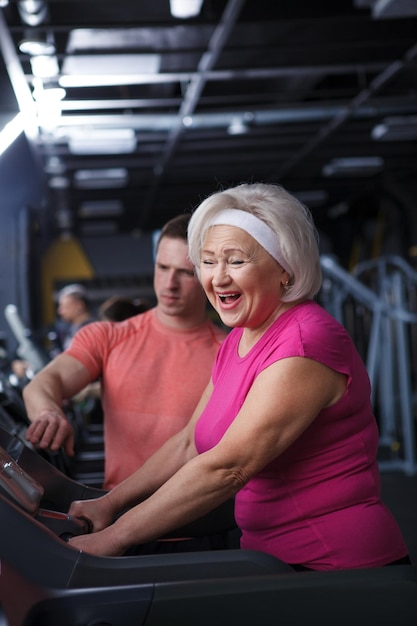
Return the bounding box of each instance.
[0,0,417,240]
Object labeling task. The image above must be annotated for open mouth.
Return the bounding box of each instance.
[218,293,241,305]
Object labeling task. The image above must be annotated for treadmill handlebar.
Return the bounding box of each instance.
[0,445,44,515]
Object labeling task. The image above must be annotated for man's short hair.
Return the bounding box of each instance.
[156,213,191,250]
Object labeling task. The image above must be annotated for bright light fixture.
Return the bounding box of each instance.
[33,86,66,102]
[48,176,69,189]
[227,113,254,135]
[32,80,65,130]
[322,157,384,177]
[372,116,417,141]
[19,29,56,55]
[80,221,118,236]
[59,53,161,87]
[228,117,249,135]
[18,1,49,27]
[45,156,66,174]
[30,55,59,78]
[62,53,161,75]
[19,38,55,55]
[67,28,159,52]
[169,0,204,19]
[74,168,129,189]
[79,200,124,217]
[67,129,136,155]
[294,190,329,207]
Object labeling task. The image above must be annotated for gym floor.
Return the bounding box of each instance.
[380,470,417,563]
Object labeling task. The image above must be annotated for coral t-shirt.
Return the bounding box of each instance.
[67,309,226,489]
[194,300,408,570]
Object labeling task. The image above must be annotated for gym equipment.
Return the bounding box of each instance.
[0,424,104,508]
[0,429,416,626]
[0,381,74,477]
[320,254,417,475]
[4,304,49,374]
[0,425,236,536]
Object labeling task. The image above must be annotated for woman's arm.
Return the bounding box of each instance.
[68,382,214,536]
[23,353,94,456]
[68,358,346,556]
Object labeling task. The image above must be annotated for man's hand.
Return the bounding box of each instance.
[25,409,75,457]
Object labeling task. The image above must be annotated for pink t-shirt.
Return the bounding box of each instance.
[195,300,408,570]
[67,309,226,489]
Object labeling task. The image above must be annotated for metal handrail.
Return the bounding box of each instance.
[319,254,417,475]
[321,255,417,324]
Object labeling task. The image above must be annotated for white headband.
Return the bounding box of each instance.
[207,209,290,273]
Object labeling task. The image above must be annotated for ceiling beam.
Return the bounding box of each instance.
[272,41,417,181]
[139,0,247,228]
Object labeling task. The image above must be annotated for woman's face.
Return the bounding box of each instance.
[200,224,286,330]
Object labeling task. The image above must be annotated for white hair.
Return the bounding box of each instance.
[188,182,322,302]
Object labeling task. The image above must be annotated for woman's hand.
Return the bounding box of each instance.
[66,494,128,555]
[68,494,115,534]
[67,524,125,556]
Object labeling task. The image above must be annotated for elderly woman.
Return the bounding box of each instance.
[68,182,409,571]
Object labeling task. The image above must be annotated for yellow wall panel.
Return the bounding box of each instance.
[41,237,94,325]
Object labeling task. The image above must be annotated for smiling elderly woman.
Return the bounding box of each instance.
[68,182,409,571]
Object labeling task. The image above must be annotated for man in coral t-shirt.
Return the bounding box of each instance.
[23,214,227,489]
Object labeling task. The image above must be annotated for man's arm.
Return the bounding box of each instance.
[22,353,94,456]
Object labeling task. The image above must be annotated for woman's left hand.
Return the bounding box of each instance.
[67,525,125,556]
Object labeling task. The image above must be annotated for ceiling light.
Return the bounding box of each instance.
[79,200,124,217]
[80,221,118,236]
[371,116,417,141]
[294,190,329,207]
[18,1,49,26]
[19,31,56,55]
[32,81,65,130]
[19,38,55,56]
[74,168,129,189]
[33,85,66,102]
[44,156,66,175]
[227,113,254,135]
[30,55,59,78]
[61,53,160,76]
[182,116,193,127]
[169,0,204,19]
[67,129,136,155]
[322,157,384,177]
[66,28,160,52]
[48,175,70,189]
[228,117,248,135]
[59,53,161,87]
